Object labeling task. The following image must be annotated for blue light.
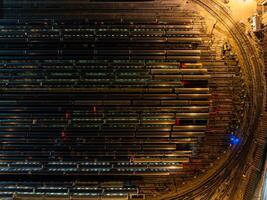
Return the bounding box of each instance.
[229,134,240,145]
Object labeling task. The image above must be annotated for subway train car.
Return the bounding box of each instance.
[0,0,265,200]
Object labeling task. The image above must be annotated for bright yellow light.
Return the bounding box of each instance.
[228,0,257,21]
[232,0,255,3]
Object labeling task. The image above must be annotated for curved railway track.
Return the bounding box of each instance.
[0,1,264,199]
[159,0,265,199]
